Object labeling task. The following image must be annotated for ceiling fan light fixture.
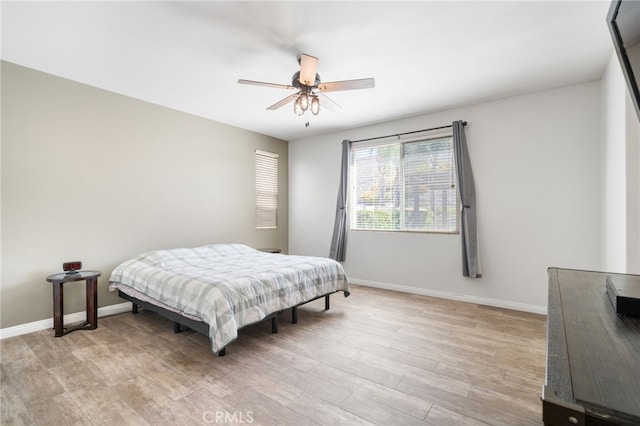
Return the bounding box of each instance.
[238,53,373,118]
[299,93,309,111]
[293,96,304,116]
[310,95,320,115]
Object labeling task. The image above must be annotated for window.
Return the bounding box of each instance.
[350,135,458,233]
[255,150,279,229]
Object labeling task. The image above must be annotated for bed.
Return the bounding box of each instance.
[109,243,350,355]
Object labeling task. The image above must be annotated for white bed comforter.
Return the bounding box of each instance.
[109,244,349,352]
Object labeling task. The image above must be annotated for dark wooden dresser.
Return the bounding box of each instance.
[543,268,640,425]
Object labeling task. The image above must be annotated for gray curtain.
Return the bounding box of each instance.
[329,140,350,261]
[453,121,481,278]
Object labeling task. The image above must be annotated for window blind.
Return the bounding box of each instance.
[350,136,458,233]
[255,150,279,229]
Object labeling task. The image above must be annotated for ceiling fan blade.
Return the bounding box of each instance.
[238,79,295,90]
[299,54,319,86]
[318,93,342,112]
[318,78,375,92]
[266,93,299,110]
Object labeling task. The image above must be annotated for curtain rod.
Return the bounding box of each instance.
[349,121,467,144]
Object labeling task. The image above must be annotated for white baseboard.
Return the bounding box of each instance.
[349,278,547,315]
[1,281,546,340]
[0,302,133,340]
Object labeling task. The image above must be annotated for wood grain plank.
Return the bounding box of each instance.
[339,391,428,425]
[308,362,434,419]
[0,284,546,425]
[22,392,86,425]
[223,387,321,426]
[425,404,491,426]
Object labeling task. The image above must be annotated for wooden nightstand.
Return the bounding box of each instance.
[46,270,101,337]
[258,248,282,253]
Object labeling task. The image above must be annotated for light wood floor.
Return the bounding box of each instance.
[1,285,547,425]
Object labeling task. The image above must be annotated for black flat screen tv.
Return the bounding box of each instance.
[607,0,640,121]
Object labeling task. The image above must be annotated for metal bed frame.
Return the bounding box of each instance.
[117,290,342,356]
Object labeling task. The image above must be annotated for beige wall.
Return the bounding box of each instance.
[290,81,603,312]
[1,61,288,329]
[601,53,640,274]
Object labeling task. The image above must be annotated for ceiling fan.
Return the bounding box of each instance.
[238,54,375,116]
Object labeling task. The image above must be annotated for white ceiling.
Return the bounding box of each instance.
[1,1,614,141]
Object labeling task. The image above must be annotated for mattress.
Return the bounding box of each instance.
[109,243,349,352]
